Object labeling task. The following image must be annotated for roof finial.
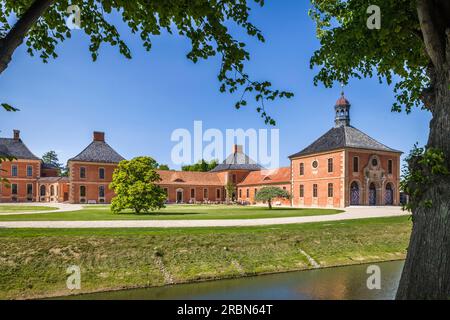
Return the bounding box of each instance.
[340,81,345,96]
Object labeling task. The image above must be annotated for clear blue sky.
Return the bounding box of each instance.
[0,1,430,169]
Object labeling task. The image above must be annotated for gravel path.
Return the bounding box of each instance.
[0,203,84,215]
[0,206,408,228]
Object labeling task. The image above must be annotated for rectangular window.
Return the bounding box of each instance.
[232,174,237,184]
[12,165,18,177]
[388,159,393,174]
[313,184,318,198]
[163,188,168,196]
[27,183,33,195]
[299,163,304,175]
[80,167,86,179]
[99,168,105,179]
[328,158,333,173]
[328,183,333,197]
[239,189,242,198]
[191,188,195,198]
[27,165,33,177]
[216,188,221,199]
[246,188,249,198]
[254,188,258,196]
[203,188,208,199]
[11,184,18,195]
[353,157,359,172]
[99,185,105,198]
[80,185,86,197]
[299,185,304,197]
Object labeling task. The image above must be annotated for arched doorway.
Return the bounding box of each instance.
[369,183,377,205]
[176,188,184,203]
[350,181,360,205]
[385,183,394,205]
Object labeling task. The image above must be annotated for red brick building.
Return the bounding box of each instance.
[67,131,124,204]
[289,93,402,207]
[0,93,402,208]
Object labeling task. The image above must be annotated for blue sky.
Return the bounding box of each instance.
[0,1,430,169]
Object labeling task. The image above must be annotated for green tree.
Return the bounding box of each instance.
[309,0,450,299]
[254,186,290,209]
[157,164,170,170]
[42,150,62,167]
[109,156,166,214]
[0,0,292,124]
[182,159,218,172]
[225,181,236,204]
[42,150,68,176]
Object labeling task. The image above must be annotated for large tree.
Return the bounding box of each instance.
[110,156,166,214]
[254,186,290,209]
[0,0,292,123]
[310,0,450,299]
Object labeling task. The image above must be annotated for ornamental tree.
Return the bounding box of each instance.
[0,0,293,124]
[110,156,166,214]
[309,0,450,299]
[254,186,290,209]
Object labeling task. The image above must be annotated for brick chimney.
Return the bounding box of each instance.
[13,129,20,140]
[93,131,105,142]
[232,144,243,153]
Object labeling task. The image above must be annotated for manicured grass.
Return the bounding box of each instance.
[0,205,58,213]
[0,204,342,221]
[0,215,412,299]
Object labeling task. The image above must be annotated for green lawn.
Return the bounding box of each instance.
[0,215,412,299]
[0,204,342,221]
[0,205,58,213]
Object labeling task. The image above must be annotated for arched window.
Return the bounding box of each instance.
[385,183,394,205]
[40,185,46,196]
[369,183,377,205]
[350,181,360,205]
[50,185,55,196]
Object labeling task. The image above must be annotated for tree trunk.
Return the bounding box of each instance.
[396,22,450,298]
[268,199,272,210]
[0,0,54,75]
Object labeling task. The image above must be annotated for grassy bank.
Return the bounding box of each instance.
[0,215,411,299]
[0,205,342,221]
[0,205,58,213]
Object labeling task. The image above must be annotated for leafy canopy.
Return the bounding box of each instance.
[109,156,167,214]
[0,0,293,124]
[309,0,429,113]
[182,159,218,172]
[255,186,290,208]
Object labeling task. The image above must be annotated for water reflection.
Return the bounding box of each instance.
[65,260,404,300]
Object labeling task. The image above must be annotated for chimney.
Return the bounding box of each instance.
[13,129,20,140]
[93,131,105,142]
[232,144,243,153]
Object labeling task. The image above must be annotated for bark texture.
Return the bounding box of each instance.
[0,0,54,75]
[396,0,450,300]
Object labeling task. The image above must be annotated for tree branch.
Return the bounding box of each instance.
[0,0,55,75]
[416,0,446,70]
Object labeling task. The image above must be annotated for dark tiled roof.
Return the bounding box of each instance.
[68,141,125,164]
[42,162,59,169]
[0,138,40,160]
[210,151,263,172]
[289,125,402,158]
